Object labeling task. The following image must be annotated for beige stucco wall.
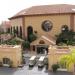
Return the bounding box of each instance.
[73,15,75,31]
[25,14,70,37]
[0,45,22,67]
[48,46,74,72]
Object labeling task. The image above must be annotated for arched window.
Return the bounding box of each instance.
[16,26,18,36]
[61,25,69,32]
[19,26,22,38]
[10,26,12,34]
[42,20,53,32]
[39,40,45,44]
[27,26,33,34]
[13,26,16,36]
[27,26,33,41]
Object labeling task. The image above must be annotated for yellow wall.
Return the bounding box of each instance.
[48,46,74,72]
[25,14,70,37]
[10,14,71,38]
[0,45,22,67]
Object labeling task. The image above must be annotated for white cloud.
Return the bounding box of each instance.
[0,0,75,23]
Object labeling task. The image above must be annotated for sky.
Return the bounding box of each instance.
[0,0,75,24]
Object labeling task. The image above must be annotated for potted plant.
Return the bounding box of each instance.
[52,64,59,72]
[0,62,2,67]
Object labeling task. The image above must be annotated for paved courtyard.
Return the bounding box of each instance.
[0,66,72,75]
[0,54,73,75]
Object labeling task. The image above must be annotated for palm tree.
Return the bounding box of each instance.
[60,49,75,75]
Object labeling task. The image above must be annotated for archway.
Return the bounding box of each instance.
[36,40,48,54]
[37,45,48,54]
[27,26,33,41]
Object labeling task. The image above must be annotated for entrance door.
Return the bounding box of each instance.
[37,46,48,54]
[37,47,44,54]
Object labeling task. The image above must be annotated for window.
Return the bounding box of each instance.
[33,45,35,51]
[34,31,37,34]
[27,26,33,41]
[16,26,18,36]
[42,20,53,32]
[61,25,69,32]
[19,26,22,38]
[39,40,45,44]
[3,58,10,64]
[27,26,33,34]
[10,26,12,34]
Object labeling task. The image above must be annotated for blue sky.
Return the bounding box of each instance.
[0,0,75,23]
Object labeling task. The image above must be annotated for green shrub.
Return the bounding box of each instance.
[56,25,75,45]
[52,64,59,72]
[29,34,37,42]
[22,40,30,50]
[1,38,22,45]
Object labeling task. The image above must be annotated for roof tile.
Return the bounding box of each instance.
[9,4,75,19]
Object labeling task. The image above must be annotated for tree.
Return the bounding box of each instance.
[22,40,30,50]
[29,33,37,42]
[56,25,69,45]
[60,49,75,75]
[56,25,75,45]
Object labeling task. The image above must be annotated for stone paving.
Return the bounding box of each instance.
[0,51,73,75]
[0,66,72,75]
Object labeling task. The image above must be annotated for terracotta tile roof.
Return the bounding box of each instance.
[9,4,75,19]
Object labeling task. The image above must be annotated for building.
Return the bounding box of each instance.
[0,34,13,42]
[0,21,11,33]
[0,45,22,67]
[48,46,74,72]
[9,4,75,37]
[9,4,75,53]
[30,34,56,54]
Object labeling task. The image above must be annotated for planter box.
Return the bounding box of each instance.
[57,68,67,71]
[3,64,10,67]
